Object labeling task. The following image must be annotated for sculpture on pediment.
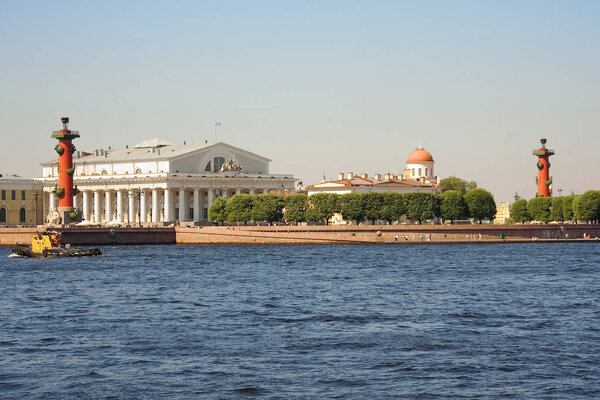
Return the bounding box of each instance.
[219,154,244,173]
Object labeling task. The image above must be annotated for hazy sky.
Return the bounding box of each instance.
[1,1,598,202]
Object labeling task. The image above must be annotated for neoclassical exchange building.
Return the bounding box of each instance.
[38,138,296,224]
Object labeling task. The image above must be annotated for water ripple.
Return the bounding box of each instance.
[0,243,599,399]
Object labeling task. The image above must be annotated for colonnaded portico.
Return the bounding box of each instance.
[42,174,293,224]
[39,139,296,225]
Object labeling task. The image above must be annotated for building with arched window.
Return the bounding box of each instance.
[39,138,296,224]
[0,177,43,226]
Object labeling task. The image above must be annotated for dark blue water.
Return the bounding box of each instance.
[1,243,599,399]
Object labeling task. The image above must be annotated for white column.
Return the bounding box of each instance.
[105,191,112,222]
[128,190,136,224]
[49,192,56,212]
[73,192,79,209]
[116,191,123,223]
[82,191,90,221]
[164,189,172,222]
[140,190,147,223]
[43,192,47,221]
[193,189,200,222]
[207,189,214,212]
[178,188,186,221]
[93,191,101,224]
[152,189,159,223]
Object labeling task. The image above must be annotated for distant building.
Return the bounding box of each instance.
[39,138,295,224]
[0,176,44,226]
[494,202,512,224]
[306,146,439,195]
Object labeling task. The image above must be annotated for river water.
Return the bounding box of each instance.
[1,243,599,399]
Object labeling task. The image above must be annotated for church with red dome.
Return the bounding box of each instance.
[306,144,439,196]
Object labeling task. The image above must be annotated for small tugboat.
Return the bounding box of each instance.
[12,232,102,258]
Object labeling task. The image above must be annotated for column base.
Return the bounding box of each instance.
[46,207,83,226]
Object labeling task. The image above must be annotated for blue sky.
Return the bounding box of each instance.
[1,1,598,201]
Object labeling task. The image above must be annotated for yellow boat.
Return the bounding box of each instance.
[12,232,101,258]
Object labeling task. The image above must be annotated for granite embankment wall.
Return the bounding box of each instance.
[0,228,44,247]
[175,224,600,245]
[1,224,599,246]
[0,227,175,246]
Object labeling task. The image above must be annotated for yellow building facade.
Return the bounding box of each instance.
[0,177,44,226]
[493,202,512,224]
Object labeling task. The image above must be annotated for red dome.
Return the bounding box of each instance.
[407,148,434,163]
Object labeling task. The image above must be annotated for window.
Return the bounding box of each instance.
[101,170,108,175]
[418,168,422,176]
[189,207,194,220]
[213,157,225,172]
[203,208,208,220]
[205,162,212,172]
[0,207,5,222]
[411,168,415,176]
[21,190,26,200]
[135,168,142,174]
[175,208,179,219]
[1,190,5,200]
[11,190,16,200]
[20,207,26,223]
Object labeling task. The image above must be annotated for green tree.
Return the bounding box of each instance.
[527,197,552,223]
[464,188,496,223]
[510,199,531,223]
[225,193,254,223]
[284,194,307,223]
[573,195,581,222]
[252,194,285,224]
[340,193,365,224]
[379,192,406,223]
[439,176,477,194]
[549,197,564,222]
[406,193,440,224]
[562,195,577,221]
[306,193,340,224]
[363,192,383,223]
[574,190,600,222]
[208,197,228,224]
[439,190,467,223]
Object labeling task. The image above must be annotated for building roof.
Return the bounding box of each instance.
[41,141,271,166]
[134,137,173,148]
[306,176,437,190]
[406,148,434,163]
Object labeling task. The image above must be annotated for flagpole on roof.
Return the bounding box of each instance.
[214,121,222,143]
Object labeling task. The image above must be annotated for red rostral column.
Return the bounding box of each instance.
[533,138,554,197]
[51,117,80,220]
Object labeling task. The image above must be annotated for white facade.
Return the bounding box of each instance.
[40,140,295,224]
[406,161,434,180]
[307,175,437,196]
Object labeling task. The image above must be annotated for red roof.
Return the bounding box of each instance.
[406,148,434,162]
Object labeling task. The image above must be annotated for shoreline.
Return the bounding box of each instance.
[1,224,599,246]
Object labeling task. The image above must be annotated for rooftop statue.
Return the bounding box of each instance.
[220,156,244,173]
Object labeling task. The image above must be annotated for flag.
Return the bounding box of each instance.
[215,121,222,127]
